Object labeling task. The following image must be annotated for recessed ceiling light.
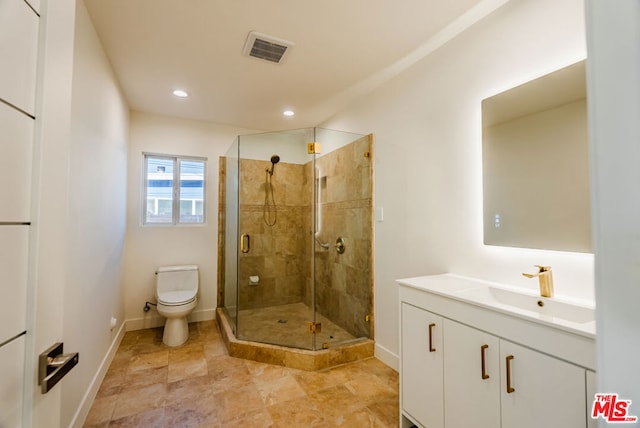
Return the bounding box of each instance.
[172,89,189,98]
[283,110,295,117]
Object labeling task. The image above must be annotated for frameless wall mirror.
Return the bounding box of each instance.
[482,60,591,253]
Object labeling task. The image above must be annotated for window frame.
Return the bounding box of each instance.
[142,152,208,226]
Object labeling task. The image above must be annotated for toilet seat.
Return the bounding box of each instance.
[157,290,197,306]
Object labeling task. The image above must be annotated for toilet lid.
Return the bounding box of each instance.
[157,290,197,306]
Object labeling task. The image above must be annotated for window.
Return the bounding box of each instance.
[143,154,207,225]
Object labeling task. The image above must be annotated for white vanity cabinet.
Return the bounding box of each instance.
[399,274,596,428]
[401,303,444,428]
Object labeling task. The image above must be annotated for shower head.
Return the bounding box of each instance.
[267,154,280,175]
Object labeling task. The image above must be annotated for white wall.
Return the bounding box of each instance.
[62,1,129,426]
[322,0,593,367]
[122,111,258,329]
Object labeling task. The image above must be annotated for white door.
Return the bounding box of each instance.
[400,303,444,428]
[0,0,39,426]
[0,226,30,427]
[1,0,77,425]
[443,319,501,428]
[27,0,79,423]
[500,340,586,428]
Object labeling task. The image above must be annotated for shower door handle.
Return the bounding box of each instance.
[241,233,250,253]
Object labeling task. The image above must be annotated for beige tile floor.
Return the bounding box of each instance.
[84,320,399,427]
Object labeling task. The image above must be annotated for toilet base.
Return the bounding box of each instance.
[162,317,189,347]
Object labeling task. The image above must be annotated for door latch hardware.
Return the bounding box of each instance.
[39,342,79,394]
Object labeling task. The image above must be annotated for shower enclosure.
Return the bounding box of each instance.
[219,128,373,351]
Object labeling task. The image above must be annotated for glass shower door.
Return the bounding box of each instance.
[235,129,316,350]
[312,129,373,350]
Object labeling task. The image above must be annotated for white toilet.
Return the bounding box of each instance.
[156,265,199,347]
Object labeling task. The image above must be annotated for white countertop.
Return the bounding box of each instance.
[397,273,596,339]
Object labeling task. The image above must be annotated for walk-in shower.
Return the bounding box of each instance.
[218,127,373,366]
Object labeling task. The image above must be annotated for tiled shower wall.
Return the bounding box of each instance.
[219,135,373,339]
[237,159,312,309]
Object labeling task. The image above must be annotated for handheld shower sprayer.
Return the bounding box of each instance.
[263,154,280,226]
[267,154,280,176]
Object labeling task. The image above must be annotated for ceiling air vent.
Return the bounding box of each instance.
[243,31,294,64]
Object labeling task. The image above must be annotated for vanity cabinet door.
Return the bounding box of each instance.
[443,319,500,428]
[500,340,586,428]
[401,303,443,428]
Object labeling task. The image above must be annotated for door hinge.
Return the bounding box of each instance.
[307,142,322,154]
[307,322,322,334]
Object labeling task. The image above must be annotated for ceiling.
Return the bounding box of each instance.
[84,0,485,131]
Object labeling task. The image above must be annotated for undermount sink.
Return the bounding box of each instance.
[456,285,595,324]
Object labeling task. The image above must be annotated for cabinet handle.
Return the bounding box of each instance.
[481,344,490,380]
[428,323,436,352]
[505,355,515,393]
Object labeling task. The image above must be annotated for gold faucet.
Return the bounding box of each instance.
[522,265,554,298]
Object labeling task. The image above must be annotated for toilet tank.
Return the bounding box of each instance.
[156,265,199,294]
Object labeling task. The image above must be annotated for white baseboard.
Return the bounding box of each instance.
[70,321,126,428]
[125,308,216,332]
[375,342,399,372]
